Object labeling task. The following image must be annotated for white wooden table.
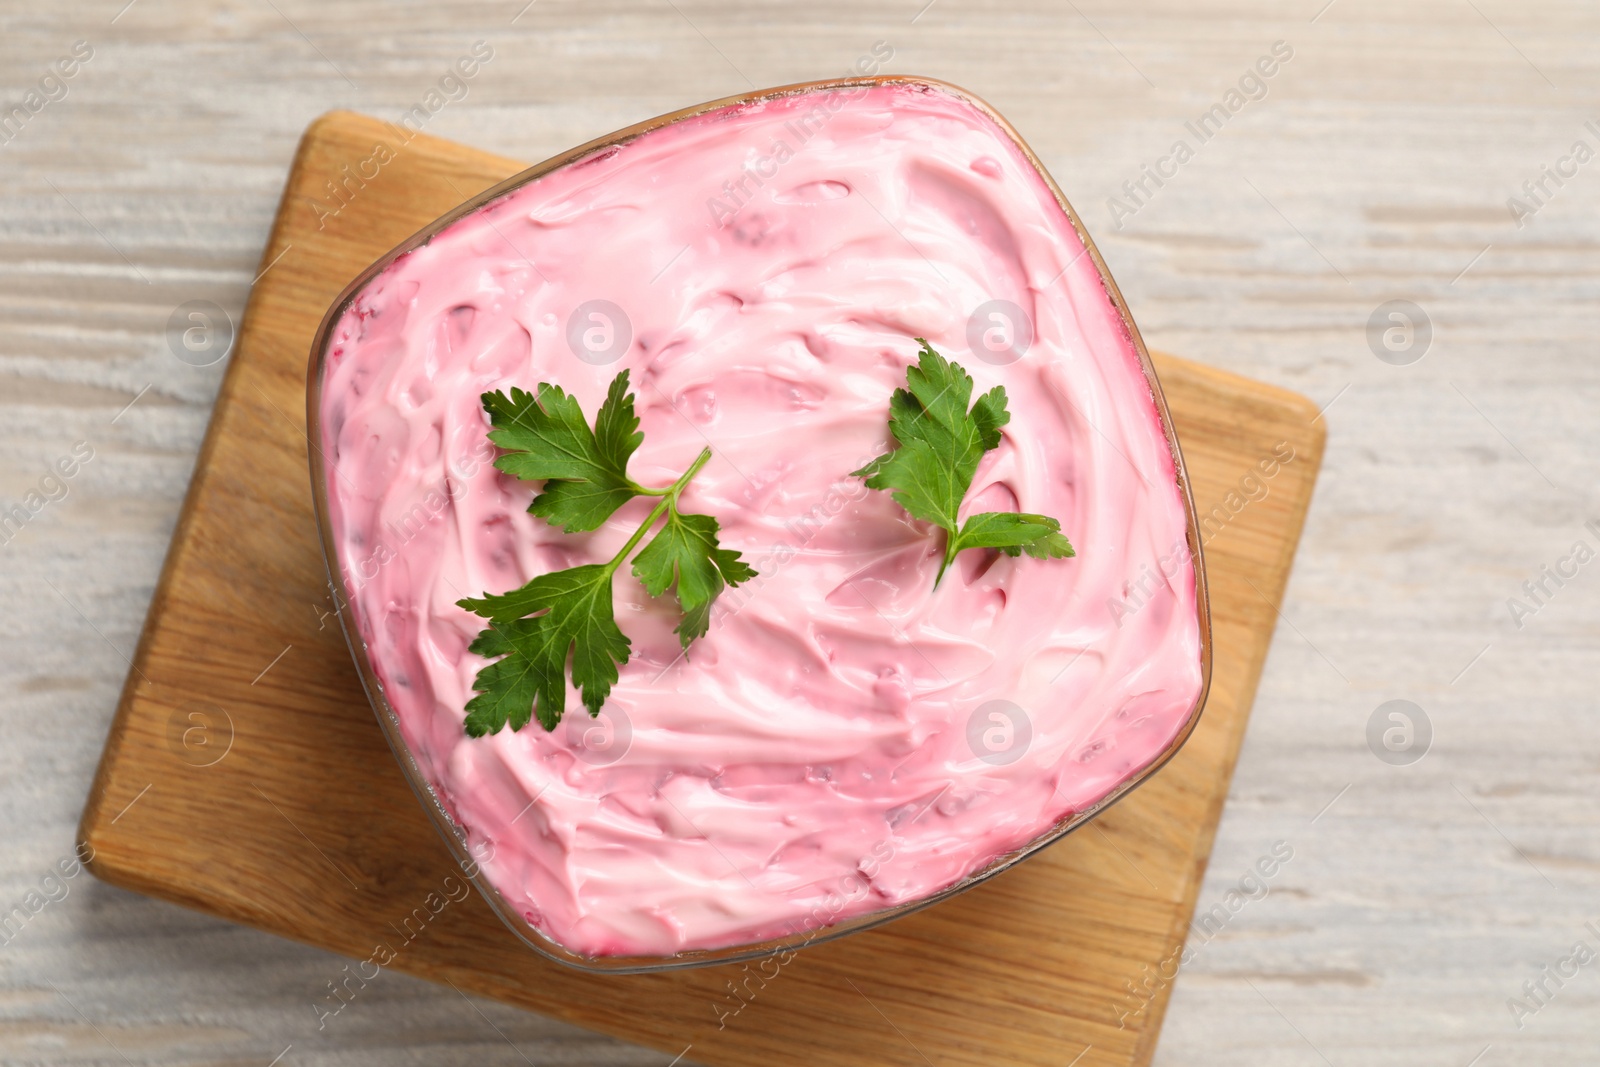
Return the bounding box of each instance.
[3,1,1596,1063]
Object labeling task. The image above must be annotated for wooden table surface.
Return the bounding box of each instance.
[3,2,1596,1065]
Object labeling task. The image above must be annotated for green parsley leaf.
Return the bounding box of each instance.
[852,340,1008,531]
[460,374,756,736]
[461,564,629,734]
[461,621,544,735]
[951,511,1076,560]
[459,563,609,624]
[854,339,1075,585]
[481,370,644,532]
[632,510,757,648]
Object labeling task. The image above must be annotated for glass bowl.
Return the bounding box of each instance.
[305,75,1213,973]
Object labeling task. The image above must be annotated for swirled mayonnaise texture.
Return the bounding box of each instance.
[319,83,1203,958]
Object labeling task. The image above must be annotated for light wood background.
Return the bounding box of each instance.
[2,1,1596,1065]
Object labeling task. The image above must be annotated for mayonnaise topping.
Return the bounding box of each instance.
[319,82,1203,958]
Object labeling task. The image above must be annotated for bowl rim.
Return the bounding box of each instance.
[304,73,1214,974]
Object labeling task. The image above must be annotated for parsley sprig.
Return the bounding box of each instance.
[458,370,754,737]
[854,340,1075,584]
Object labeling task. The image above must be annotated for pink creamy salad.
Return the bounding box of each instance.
[318,82,1204,958]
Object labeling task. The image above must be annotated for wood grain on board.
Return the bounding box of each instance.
[76,111,1324,1067]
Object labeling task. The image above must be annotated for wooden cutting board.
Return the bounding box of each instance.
[78,111,1324,1067]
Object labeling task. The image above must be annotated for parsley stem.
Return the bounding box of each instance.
[674,446,715,493]
[936,529,964,586]
[604,447,714,572]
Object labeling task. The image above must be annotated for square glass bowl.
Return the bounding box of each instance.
[306,75,1212,973]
